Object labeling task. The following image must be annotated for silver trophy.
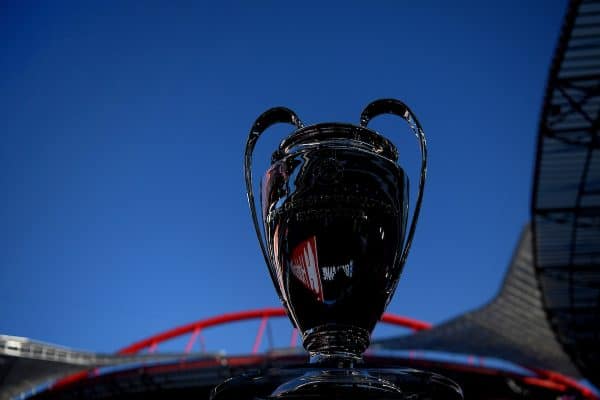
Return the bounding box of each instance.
[213,99,462,399]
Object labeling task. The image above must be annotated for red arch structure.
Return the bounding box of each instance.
[118,307,431,355]
[47,307,597,400]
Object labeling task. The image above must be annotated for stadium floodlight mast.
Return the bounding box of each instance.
[212,99,463,399]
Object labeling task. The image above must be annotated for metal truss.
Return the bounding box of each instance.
[531,0,600,388]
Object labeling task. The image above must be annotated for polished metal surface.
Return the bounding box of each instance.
[212,367,462,400]
[244,99,427,363]
[237,99,456,399]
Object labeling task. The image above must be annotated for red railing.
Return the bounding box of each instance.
[117,307,431,355]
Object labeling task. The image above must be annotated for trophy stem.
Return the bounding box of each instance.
[303,324,371,368]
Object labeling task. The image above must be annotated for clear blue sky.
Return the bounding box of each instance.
[1,1,567,355]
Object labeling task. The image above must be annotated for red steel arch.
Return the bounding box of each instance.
[118,307,431,355]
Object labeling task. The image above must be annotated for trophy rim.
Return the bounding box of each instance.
[275,122,399,162]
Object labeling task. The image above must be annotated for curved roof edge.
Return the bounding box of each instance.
[376,226,581,379]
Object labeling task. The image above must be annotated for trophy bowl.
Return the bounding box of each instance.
[211,99,462,399]
[261,121,409,363]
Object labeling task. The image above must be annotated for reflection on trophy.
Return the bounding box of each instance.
[212,99,463,399]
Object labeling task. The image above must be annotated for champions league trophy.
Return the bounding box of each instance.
[212,99,462,399]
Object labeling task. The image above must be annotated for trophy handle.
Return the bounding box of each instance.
[359,98,427,267]
[244,107,304,293]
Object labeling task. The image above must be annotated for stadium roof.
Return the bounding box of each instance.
[379,0,600,387]
[0,335,199,400]
[376,227,580,378]
[531,0,600,387]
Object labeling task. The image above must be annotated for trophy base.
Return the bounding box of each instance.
[211,367,463,400]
